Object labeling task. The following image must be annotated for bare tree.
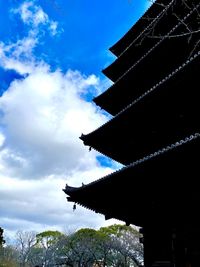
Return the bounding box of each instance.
[15,230,36,267]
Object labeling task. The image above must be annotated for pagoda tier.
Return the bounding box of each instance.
[94,4,200,115]
[103,0,199,83]
[64,134,200,227]
[81,52,199,165]
[110,0,172,57]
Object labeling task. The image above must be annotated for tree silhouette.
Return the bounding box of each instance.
[0,227,5,247]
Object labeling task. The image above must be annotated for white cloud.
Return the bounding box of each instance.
[49,21,59,36]
[0,66,108,179]
[0,1,62,75]
[0,0,124,239]
[0,61,121,235]
[0,36,38,74]
[0,169,121,238]
[12,1,62,36]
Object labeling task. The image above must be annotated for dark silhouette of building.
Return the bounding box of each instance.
[64,1,200,266]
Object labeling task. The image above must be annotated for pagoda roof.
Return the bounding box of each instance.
[95,3,200,115]
[81,52,199,165]
[103,0,194,82]
[64,134,200,227]
[110,0,172,57]
[64,0,200,230]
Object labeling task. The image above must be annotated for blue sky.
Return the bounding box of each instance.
[0,0,147,81]
[0,0,150,239]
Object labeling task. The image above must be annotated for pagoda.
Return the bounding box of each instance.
[64,1,200,266]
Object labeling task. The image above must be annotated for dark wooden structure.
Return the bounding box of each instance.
[64,1,200,266]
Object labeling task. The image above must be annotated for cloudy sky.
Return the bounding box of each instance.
[0,0,150,239]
